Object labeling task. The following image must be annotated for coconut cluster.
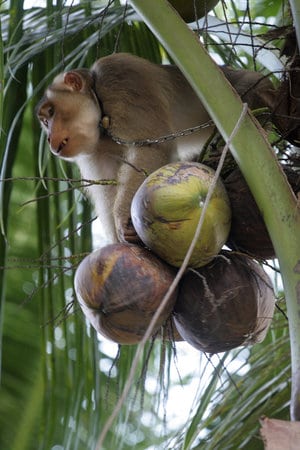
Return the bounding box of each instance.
[74,161,282,353]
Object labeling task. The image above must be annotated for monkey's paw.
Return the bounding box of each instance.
[118,218,142,245]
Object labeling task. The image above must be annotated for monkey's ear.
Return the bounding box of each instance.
[64,71,84,92]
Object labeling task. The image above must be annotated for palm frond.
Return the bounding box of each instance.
[0,1,297,449]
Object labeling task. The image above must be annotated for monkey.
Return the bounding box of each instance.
[36,52,275,244]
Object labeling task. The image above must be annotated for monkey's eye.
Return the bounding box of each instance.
[47,106,54,117]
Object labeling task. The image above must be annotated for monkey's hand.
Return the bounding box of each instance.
[116,217,142,244]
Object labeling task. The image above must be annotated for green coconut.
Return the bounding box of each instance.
[131,162,231,268]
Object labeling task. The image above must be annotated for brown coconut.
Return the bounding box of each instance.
[271,54,300,146]
[168,0,220,22]
[74,243,178,345]
[225,167,299,259]
[173,251,275,353]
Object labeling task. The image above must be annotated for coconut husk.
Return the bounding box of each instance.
[173,251,275,353]
[225,167,300,259]
[271,63,300,146]
[271,37,300,146]
[74,243,178,345]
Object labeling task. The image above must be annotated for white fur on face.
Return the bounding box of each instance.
[45,88,102,159]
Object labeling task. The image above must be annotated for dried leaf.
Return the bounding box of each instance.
[260,417,300,450]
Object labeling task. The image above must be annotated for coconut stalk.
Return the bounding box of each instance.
[129,0,300,420]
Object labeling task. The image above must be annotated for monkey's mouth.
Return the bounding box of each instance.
[57,138,68,153]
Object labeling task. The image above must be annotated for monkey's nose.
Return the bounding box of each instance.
[57,138,68,153]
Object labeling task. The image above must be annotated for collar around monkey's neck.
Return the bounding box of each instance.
[91,70,110,137]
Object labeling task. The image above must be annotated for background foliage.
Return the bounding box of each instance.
[0,1,297,449]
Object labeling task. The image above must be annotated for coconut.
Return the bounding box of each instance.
[173,251,275,353]
[169,0,219,22]
[225,168,300,259]
[74,243,178,344]
[131,162,231,268]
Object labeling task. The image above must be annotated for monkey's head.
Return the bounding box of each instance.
[36,69,102,160]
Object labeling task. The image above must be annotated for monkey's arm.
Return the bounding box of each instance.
[113,142,177,242]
